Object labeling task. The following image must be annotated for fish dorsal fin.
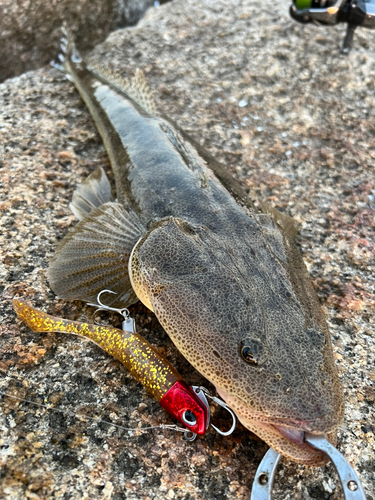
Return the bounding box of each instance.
[129,68,157,116]
[157,118,209,185]
[70,167,114,221]
[86,59,157,116]
[47,202,146,308]
[158,113,255,210]
[258,200,300,240]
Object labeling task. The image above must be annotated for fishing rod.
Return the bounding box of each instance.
[290,0,375,52]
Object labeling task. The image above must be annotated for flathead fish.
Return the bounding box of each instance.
[48,35,344,466]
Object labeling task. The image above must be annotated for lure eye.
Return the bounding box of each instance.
[241,346,257,365]
[182,410,197,426]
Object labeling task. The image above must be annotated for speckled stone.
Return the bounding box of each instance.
[0,0,374,499]
[0,0,157,83]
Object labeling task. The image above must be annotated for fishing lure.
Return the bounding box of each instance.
[290,0,375,52]
[12,297,236,440]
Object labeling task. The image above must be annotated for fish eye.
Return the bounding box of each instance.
[182,410,197,426]
[241,346,257,365]
[239,336,269,366]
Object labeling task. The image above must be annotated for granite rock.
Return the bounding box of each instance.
[0,0,374,499]
[0,0,157,82]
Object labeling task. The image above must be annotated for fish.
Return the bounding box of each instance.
[47,33,344,466]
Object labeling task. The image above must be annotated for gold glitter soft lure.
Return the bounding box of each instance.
[12,299,210,436]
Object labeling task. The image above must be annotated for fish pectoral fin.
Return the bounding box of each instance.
[69,167,114,221]
[47,202,146,308]
[258,200,300,240]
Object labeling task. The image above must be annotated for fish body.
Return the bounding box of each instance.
[48,38,344,465]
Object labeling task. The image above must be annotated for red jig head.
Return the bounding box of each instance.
[160,381,209,436]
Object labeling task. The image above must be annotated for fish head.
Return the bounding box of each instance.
[129,216,344,465]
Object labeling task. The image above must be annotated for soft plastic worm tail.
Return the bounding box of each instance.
[13,299,181,401]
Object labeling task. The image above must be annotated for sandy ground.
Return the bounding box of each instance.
[0,0,374,499]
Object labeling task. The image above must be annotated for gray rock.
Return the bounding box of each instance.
[1,0,374,499]
[0,0,157,82]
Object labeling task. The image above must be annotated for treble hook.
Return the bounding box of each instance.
[88,289,130,317]
[88,290,135,333]
[193,386,236,436]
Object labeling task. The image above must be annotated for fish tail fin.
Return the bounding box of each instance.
[52,27,157,116]
[50,26,82,79]
[62,25,83,67]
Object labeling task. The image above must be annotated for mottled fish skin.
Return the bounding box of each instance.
[48,39,344,466]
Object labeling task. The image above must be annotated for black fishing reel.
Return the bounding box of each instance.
[290,0,375,52]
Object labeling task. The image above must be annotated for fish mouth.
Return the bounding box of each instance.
[240,416,332,466]
[216,389,336,466]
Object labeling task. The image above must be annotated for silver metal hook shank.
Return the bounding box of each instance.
[250,448,281,500]
[87,289,130,318]
[305,433,367,500]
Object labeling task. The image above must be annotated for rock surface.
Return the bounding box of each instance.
[1,0,374,499]
[0,0,157,82]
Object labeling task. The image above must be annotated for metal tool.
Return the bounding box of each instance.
[250,448,282,500]
[250,433,366,499]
